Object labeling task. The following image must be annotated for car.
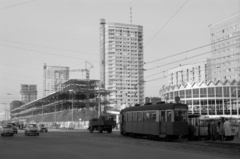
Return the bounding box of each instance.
[7,123,18,134]
[24,124,39,136]
[1,125,14,136]
[38,124,48,132]
[49,123,59,129]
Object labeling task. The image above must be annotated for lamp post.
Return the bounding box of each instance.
[1,103,7,121]
[41,104,43,123]
[69,90,75,122]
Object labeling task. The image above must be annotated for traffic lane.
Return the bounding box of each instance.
[0,132,231,159]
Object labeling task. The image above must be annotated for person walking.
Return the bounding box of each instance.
[217,119,224,141]
[210,120,217,140]
[223,118,232,141]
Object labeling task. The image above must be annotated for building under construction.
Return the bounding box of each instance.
[11,79,113,122]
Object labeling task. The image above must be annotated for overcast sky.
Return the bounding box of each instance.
[0,0,239,112]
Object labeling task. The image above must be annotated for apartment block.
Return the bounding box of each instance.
[210,13,240,81]
[100,19,144,108]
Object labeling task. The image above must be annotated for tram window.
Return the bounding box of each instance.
[161,111,166,122]
[137,112,143,121]
[133,112,137,121]
[143,112,150,121]
[150,112,156,122]
[167,111,172,122]
[174,109,187,122]
[127,113,132,121]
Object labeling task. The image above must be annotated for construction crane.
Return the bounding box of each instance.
[55,61,93,91]
[67,61,93,80]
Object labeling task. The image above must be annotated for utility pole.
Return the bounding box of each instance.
[42,100,44,123]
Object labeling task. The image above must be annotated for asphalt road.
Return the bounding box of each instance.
[0,129,239,159]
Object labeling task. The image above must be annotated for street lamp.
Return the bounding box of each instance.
[1,103,7,121]
[69,90,75,122]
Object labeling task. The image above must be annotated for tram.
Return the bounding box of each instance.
[119,101,188,140]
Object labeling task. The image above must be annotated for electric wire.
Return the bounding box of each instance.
[0,0,35,11]
[145,0,189,48]
[0,44,99,63]
[144,35,240,65]
[145,54,240,78]
[0,39,98,56]
[145,42,240,71]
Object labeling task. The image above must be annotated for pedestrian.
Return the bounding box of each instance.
[210,120,217,140]
[217,119,224,141]
[194,123,199,140]
[223,118,232,141]
[207,120,211,140]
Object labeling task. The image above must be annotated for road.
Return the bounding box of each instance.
[0,129,239,159]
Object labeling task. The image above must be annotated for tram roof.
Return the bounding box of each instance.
[122,103,188,112]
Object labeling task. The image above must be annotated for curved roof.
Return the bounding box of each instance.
[160,79,240,96]
[122,103,188,112]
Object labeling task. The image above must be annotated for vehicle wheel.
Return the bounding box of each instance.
[107,128,112,133]
[11,134,14,136]
[37,133,39,136]
[1,134,4,136]
[98,127,103,133]
[46,130,48,132]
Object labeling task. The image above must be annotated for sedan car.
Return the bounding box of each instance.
[1,125,14,136]
[24,124,39,136]
[7,123,18,134]
[38,124,48,132]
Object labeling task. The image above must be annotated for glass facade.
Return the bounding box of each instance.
[160,82,240,118]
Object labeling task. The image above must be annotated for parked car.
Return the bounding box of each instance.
[38,124,48,132]
[65,122,75,130]
[7,123,18,134]
[24,124,39,136]
[49,123,59,129]
[1,125,14,136]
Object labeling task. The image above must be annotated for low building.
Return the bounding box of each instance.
[145,97,162,104]
[159,79,240,118]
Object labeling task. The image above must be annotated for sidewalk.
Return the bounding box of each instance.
[206,136,240,146]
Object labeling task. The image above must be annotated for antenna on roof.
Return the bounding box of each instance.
[130,0,132,24]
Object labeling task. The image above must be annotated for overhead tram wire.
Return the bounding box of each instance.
[145,55,240,78]
[0,63,42,71]
[145,0,189,48]
[0,0,35,11]
[145,42,240,71]
[0,71,43,82]
[144,35,240,65]
[0,44,99,63]
[145,57,240,79]
[0,39,98,56]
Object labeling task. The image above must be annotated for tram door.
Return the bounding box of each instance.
[160,111,166,134]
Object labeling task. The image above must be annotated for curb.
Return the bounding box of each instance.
[205,140,240,146]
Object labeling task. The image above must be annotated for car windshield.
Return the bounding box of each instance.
[3,125,12,128]
[28,124,37,128]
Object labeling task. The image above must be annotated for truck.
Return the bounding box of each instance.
[88,116,116,133]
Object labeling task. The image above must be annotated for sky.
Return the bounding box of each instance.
[0,0,240,112]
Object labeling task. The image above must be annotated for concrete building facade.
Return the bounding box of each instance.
[210,13,240,81]
[168,59,211,86]
[99,19,144,108]
[43,64,69,97]
[20,84,37,103]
